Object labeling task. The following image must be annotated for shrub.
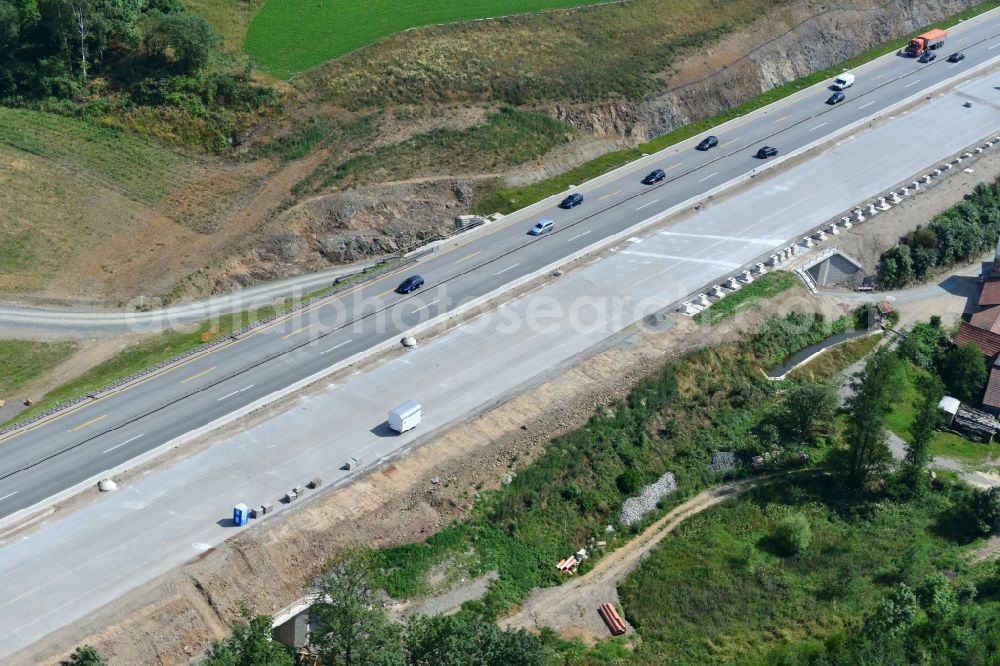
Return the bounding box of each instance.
[772,513,812,556]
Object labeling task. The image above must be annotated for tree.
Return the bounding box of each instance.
[309,547,404,666]
[899,322,946,369]
[143,11,217,72]
[901,375,943,496]
[404,613,548,666]
[200,608,294,666]
[771,513,812,556]
[864,583,918,639]
[60,645,106,666]
[782,381,838,442]
[961,486,1000,536]
[843,347,903,488]
[917,573,957,622]
[940,342,987,404]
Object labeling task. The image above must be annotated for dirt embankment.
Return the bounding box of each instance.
[216,0,983,295]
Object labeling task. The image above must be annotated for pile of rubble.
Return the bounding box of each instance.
[620,472,677,526]
[709,451,740,473]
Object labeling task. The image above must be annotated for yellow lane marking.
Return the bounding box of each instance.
[281,324,312,340]
[455,251,482,264]
[720,139,739,148]
[69,414,107,433]
[598,189,622,201]
[772,115,790,124]
[376,288,395,299]
[181,366,216,384]
[665,162,683,171]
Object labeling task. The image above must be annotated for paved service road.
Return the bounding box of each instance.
[3,12,1000,525]
[4,35,1000,663]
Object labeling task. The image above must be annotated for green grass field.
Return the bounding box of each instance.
[245,0,607,78]
[693,272,797,326]
[886,361,1000,467]
[618,476,976,663]
[0,340,78,397]
[0,107,197,205]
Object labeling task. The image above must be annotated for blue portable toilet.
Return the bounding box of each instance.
[233,503,250,526]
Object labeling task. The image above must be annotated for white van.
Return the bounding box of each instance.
[388,401,421,433]
[831,73,855,91]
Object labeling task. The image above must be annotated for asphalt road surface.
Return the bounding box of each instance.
[4,12,1000,527]
[4,36,1000,662]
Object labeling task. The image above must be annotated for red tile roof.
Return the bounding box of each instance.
[980,279,1000,307]
[955,321,1000,358]
[971,305,1000,334]
[984,367,1000,410]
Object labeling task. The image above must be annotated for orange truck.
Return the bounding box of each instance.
[904,28,948,56]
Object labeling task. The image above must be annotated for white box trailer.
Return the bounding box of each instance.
[388,401,421,433]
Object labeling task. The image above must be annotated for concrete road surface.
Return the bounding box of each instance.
[4,13,1000,533]
[4,63,1000,660]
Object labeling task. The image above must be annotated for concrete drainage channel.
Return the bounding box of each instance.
[676,132,1000,316]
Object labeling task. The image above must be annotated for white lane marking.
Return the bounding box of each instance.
[619,250,740,268]
[412,298,439,313]
[494,263,520,276]
[697,172,719,183]
[636,199,659,211]
[858,100,877,109]
[904,79,920,88]
[658,231,785,245]
[102,434,145,454]
[216,385,254,402]
[808,122,827,132]
[991,43,1000,50]
[567,230,592,242]
[320,340,352,355]
[0,491,18,503]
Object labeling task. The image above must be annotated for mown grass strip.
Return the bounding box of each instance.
[473,0,1000,215]
[694,271,796,326]
[0,340,79,397]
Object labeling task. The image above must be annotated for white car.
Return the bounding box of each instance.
[528,219,554,235]
[831,73,854,90]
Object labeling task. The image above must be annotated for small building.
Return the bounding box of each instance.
[952,405,1000,442]
[954,321,1000,357]
[979,280,1000,308]
[938,396,960,427]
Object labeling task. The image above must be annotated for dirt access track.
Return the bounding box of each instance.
[503,472,801,642]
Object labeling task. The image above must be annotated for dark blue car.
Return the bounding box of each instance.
[642,169,666,184]
[395,275,425,294]
[696,135,719,151]
[559,193,583,209]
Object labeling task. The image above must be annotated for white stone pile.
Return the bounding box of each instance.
[621,472,677,526]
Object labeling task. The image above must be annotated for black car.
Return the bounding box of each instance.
[559,192,583,209]
[642,169,666,184]
[696,135,719,151]
[755,146,778,159]
[395,275,425,294]
[826,92,845,105]
[948,52,965,63]
[918,51,937,63]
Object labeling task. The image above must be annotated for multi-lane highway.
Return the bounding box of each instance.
[3,10,1000,525]
[4,13,1000,660]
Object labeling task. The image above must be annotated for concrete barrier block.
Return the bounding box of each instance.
[828,224,839,235]
[866,203,878,216]
[738,270,754,283]
[889,192,902,204]
[912,181,920,190]
[695,293,710,306]
[923,174,933,183]
[853,209,865,222]
[841,219,852,229]
[933,169,942,177]
[802,237,814,248]
[753,262,766,274]
[725,276,739,289]
[815,231,827,241]
[710,285,724,297]
[977,147,984,154]
[876,197,890,211]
